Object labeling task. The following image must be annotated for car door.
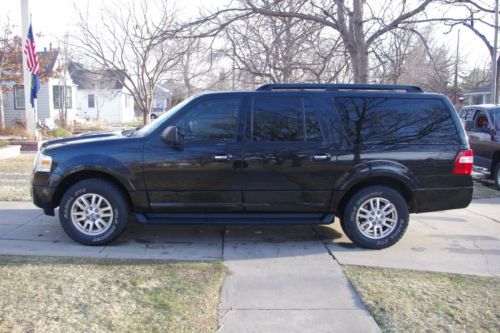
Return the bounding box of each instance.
[468,110,494,168]
[241,93,336,212]
[142,95,246,212]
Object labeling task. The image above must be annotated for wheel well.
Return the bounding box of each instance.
[52,170,132,208]
[336,177,415,217]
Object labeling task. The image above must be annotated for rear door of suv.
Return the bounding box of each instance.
[241,92,336,212]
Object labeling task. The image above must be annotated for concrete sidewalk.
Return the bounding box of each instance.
[317,197,500,277]
[218,226,379,333]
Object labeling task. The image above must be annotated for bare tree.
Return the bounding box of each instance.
[397,30,454,94]
[173,34,214,97]
[75,0,180,124]
[179,0,434,84]
[222,1,347,87]
[0,18,22,129]
[423,0,499,101]
[372,28,416,84]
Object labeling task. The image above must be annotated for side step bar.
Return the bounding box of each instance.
[135,213,335,225]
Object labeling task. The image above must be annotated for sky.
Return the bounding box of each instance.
[1,0,495,73]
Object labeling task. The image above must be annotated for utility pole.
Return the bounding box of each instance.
[453,29,460,105]
[492,0,499,104]
[20,0,36,137]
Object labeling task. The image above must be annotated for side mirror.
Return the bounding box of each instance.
[161,126,184,149]
[464,120,474,131]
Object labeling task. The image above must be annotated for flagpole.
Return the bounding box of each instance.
[20,0,36,138]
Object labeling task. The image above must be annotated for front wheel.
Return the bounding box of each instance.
[59,179,129,245]
[341,186,409,249]
[494,163,500,190]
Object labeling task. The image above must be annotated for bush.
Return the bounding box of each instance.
[47,128,72,138]
[0,140,8,148]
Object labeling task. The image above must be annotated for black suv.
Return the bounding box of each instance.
[459,104,500,189]
[32,84,473,249]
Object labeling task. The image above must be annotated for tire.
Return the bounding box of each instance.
[150,114,157,120]
[59,179,129,245]
[341,185,409,249]
[494,163,500,190]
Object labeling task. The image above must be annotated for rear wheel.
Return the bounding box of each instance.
[59,179,129,245]
[341,185,409,249]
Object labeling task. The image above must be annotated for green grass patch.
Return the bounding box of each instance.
[0,256,224,333]
[343,265,500,333]
[0,154,35,201]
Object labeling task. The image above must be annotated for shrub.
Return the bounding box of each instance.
[47,128,72,138]
[0,140,8,148]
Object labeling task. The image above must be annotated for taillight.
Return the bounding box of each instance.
[452,149,473,174]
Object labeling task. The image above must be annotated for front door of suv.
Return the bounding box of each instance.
[142,95,246,212]
[242,93,335,212]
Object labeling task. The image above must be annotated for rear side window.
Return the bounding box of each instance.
[334,97,460,145]
[250,95,323,142]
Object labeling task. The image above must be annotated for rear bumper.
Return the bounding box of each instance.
[413,187,473,213]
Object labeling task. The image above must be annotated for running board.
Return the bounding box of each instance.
[134,213,335,225]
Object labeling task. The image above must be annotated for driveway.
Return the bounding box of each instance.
[1,198,499,332]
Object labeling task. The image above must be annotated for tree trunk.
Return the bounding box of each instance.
[350,46,369,84]
[0,90,5,129]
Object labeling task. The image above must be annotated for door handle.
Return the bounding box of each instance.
[313,154,331,161]
[214,154,232,162]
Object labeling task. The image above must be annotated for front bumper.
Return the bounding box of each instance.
[32,185,55,212]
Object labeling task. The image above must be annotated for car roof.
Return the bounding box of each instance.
[462,104,500,110]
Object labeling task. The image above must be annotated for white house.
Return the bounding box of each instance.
[70,63,135,124]
[1,49,79,128]
[463,83,492,105]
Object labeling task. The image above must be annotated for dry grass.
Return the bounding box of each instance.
[0,256,224,333]
[343,265,500,333]
[0,154,35,201]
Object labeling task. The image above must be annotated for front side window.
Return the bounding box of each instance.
[335,97,460,145]
[473,111,490,130]
[14,85,25,109]
[174,97,241,142]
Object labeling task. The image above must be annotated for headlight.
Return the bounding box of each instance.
[34,153,53,172]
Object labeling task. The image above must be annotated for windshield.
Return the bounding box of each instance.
[136,96,197,136]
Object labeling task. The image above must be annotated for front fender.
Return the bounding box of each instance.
[50,154,138,191]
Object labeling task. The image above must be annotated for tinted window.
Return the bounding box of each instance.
[251,96,322,142]
[174,98,241,142]
[252,96,303,141]
[304,99,323,141]
[335,97,460,145]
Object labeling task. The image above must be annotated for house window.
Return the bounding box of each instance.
[53,86,73,109]
[88,94,95,108]
[14,86,25,109]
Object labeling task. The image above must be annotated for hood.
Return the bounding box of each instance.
[40,131,124,150]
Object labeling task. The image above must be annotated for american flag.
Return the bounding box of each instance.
[24,24,40,75]
[24,24,40,107]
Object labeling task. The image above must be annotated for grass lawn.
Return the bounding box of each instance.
[0,256,224,333]
[343,265,500,333]
[0,154,35,201]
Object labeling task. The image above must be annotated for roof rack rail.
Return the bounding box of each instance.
[256,83,423,93]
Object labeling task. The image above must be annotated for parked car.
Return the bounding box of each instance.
[32,83,473,249]
[459,104,500,189]
[150,109,165,120]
